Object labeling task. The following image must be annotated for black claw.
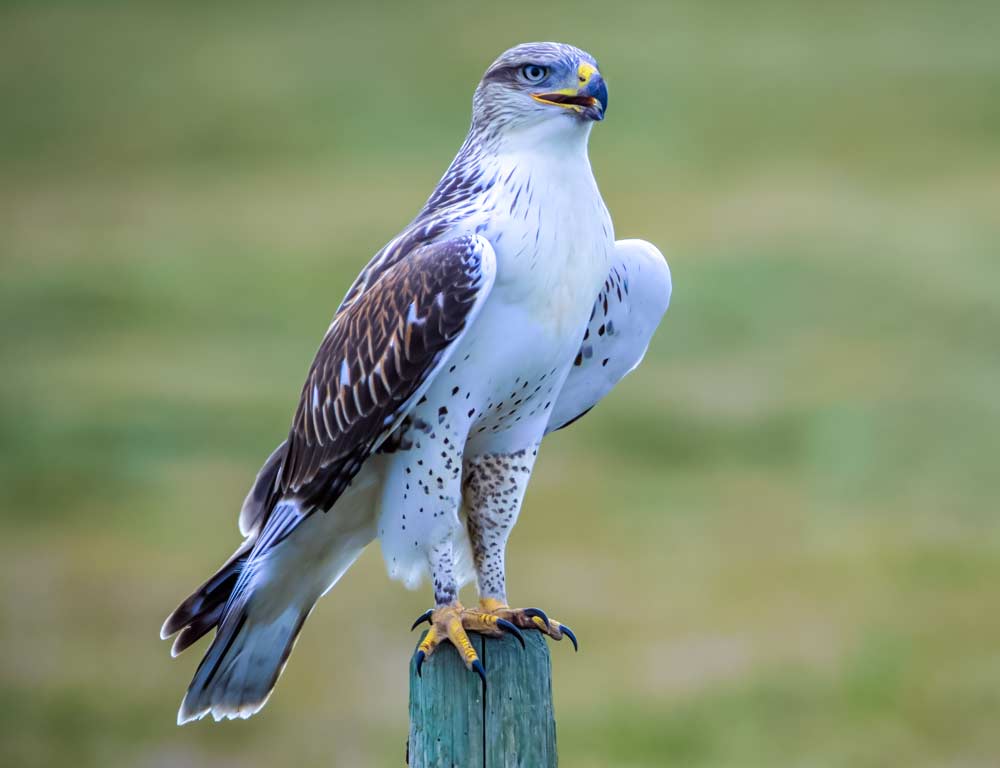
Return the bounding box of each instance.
[410,609,433,631]
[560,623,579,652]
[415,650,425,677]
[523,607,550,629]
[496,618,526,648]
[471,658,487,688]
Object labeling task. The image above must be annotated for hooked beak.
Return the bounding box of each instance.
[531,62,608,121]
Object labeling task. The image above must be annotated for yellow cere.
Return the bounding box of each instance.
[531,61,601,112]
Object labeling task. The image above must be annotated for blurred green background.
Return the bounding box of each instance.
[2,1,998,766]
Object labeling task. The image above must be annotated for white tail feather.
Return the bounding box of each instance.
[178,599,310,724]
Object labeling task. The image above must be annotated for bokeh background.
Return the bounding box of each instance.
[2,1,998,766]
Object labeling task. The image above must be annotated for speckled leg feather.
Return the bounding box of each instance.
[462,446,577,649]
[463,447,539,603]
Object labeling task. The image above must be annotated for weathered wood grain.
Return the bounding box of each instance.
[408,630,556,767]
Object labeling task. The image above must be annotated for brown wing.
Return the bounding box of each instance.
[272,234,495,518]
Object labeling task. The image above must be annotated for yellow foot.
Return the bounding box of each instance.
[410,602,529,684]
[476,598,579,651]
[410,600,577,679]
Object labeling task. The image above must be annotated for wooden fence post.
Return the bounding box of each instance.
[407,630,557,767]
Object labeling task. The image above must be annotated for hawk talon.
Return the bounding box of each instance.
[471,659,487,688]
[410,609,433,631]
[495,618,526,648]
[558,622,579,652]
[415,649,426,676]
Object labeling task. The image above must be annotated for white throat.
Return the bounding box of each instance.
[469,123,613,326]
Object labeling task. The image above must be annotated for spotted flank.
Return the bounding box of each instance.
[161,42,670,723]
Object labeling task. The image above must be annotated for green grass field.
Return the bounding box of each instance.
[2,1,999,766]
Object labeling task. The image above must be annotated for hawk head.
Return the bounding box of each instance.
[473,42,608,137]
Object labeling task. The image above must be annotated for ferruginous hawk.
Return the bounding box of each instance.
[162,41,671,723]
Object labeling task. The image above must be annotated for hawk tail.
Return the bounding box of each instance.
[162,446,380,724]
[175,583,314,724]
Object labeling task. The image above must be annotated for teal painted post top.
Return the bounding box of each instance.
[407,630,557,767]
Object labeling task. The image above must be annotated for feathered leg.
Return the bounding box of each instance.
[410,445,576,682]
[462,447,577,648]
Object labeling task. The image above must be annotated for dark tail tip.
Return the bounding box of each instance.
[161,544,249,650]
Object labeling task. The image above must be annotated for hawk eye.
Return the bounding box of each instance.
[520,64,548,83]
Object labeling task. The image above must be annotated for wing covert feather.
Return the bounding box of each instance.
[278,234,495,513]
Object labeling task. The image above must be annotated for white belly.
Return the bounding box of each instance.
[457,296,582,440]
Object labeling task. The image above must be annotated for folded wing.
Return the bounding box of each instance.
[273,234,496,521]
[548,239,671,432]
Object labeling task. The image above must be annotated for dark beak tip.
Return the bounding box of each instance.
[588,76,609,121]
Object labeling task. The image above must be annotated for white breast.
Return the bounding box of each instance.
[475,146,614,335]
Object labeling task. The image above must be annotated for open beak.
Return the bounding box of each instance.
[531,62,608,121]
